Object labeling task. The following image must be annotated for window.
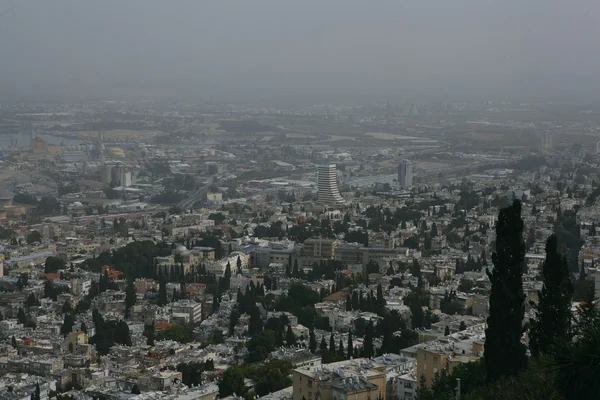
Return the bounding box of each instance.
[308,379,313,386]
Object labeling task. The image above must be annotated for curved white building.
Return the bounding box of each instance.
[317,164,345,204]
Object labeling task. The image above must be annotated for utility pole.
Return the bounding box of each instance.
[456,378,461,400]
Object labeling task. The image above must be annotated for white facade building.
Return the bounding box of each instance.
[317,164,345,204]
[398,160,413,189]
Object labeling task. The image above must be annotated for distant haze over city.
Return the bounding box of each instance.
[1,0,600,103]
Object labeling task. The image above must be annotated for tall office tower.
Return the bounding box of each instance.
[317,164,345,204]
[540,131,552,150]
[398,159,413,189]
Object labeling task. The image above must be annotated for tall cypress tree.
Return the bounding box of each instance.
[485,200,527,381]
[529,234,573,357]
[346,294,352,311]
[376,283,386,310]
[361,321,375,358]
[338,339,345,358]
[329,333,335,353]
[125,276,137,319]
[286,325,297,346]
[309,329,317,353]
[347,332,353,359]
[320,335,327,352]
[158,274,168,306]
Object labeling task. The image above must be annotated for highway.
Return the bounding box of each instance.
[178,185,211,210]
[178,176,228,210]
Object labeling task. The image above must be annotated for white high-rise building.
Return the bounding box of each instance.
[398,159,413,189]
[317,164,345,204]
[540,131,552,150]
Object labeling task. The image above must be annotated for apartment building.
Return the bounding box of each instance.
[293,358,386,400]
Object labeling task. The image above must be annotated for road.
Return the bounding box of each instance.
[178,185,211,210]
[178,177,228,210]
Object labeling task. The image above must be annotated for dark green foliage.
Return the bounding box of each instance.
[309,329,317,353]
[44,256,65,273]
[159,323,194,343]
[158,274,168,306]
[246,330,277,363]
[143,323,155,346]
[347,332,354,359]
[274,283,320,327]
[26,293,39,308]
[25,231,42,244]
[177,359,214,387]
[125,277,137,318]
[219,366,244,397]
[248,305,263,335]
[529,234,573,357]
[416,374,434,400]
[91,316,132,355]
[485,200,527,381]
[61,313,74,337]
[552,297,600,400]
[85,240,171,278]
[247,360,293,397]
[361,321,375,358]
[320,335,327,352]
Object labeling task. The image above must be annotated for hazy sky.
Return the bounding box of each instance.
[2,0,600,102]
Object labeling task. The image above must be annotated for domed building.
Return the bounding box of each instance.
[109,147,125,158]
[173,244,188,254]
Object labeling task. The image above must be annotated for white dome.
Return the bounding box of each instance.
[175,245,187,252]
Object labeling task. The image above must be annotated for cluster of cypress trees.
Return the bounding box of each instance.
[424,200,598,400]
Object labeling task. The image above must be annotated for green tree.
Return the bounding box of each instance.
[376,282,386,310]
[125,277,137,318]
[236,256,242,275]
[145,324,155,346]
[361,321,375,358]
[529,234,573,357]
[337,339,344,358]
[415,374,434,400]
[61,313,74,337]
[347,332,354,359]
[246,330,277,363]
[158,274,168,306]
[26,293,39,308]
[309,329,317,353]
[44,256,65,273]
[248,305,263,335]
[286,325,297,346]
[26,230,42,244]
[17,308,27,325]
[253,360,293,397]
[431,222,438,237]
[485,200,527,381]
[320,335,327,352]
[346,294,352,311]
[221,262,232,292]
[219,366,244,397]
